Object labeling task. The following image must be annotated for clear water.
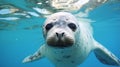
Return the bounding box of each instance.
[0,1,120,67]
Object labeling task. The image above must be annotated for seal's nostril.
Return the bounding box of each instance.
[61,32,64,36]
[56,32,64,38]
[56,32,59,37]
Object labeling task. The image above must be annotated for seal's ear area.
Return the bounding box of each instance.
[22,45,45,63]
[94,41,120,66]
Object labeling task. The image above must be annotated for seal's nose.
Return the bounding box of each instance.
[56,32,64,39]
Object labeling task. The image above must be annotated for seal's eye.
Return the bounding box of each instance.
[68,23,77,31]
[45,23,53,31]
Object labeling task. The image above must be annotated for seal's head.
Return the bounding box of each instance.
[43,12,79,48]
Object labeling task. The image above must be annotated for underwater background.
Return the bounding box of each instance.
[0,0,120,67]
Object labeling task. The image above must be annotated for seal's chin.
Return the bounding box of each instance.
[46,38,74,48]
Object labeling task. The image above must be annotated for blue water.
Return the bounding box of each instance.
[0,2,120,67]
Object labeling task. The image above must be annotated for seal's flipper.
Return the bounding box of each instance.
[94,41,120,66]
[22,45,45,63]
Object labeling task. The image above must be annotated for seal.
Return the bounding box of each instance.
[22,12,120,67]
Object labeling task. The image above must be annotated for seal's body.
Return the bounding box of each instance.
[23,12,120,67]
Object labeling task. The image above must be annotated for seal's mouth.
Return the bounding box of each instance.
[46,38,74,48]
[46,30,75,48]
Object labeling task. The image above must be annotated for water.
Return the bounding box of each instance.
[0,0,120,67]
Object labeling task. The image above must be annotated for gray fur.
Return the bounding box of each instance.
[23,12,120,67]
